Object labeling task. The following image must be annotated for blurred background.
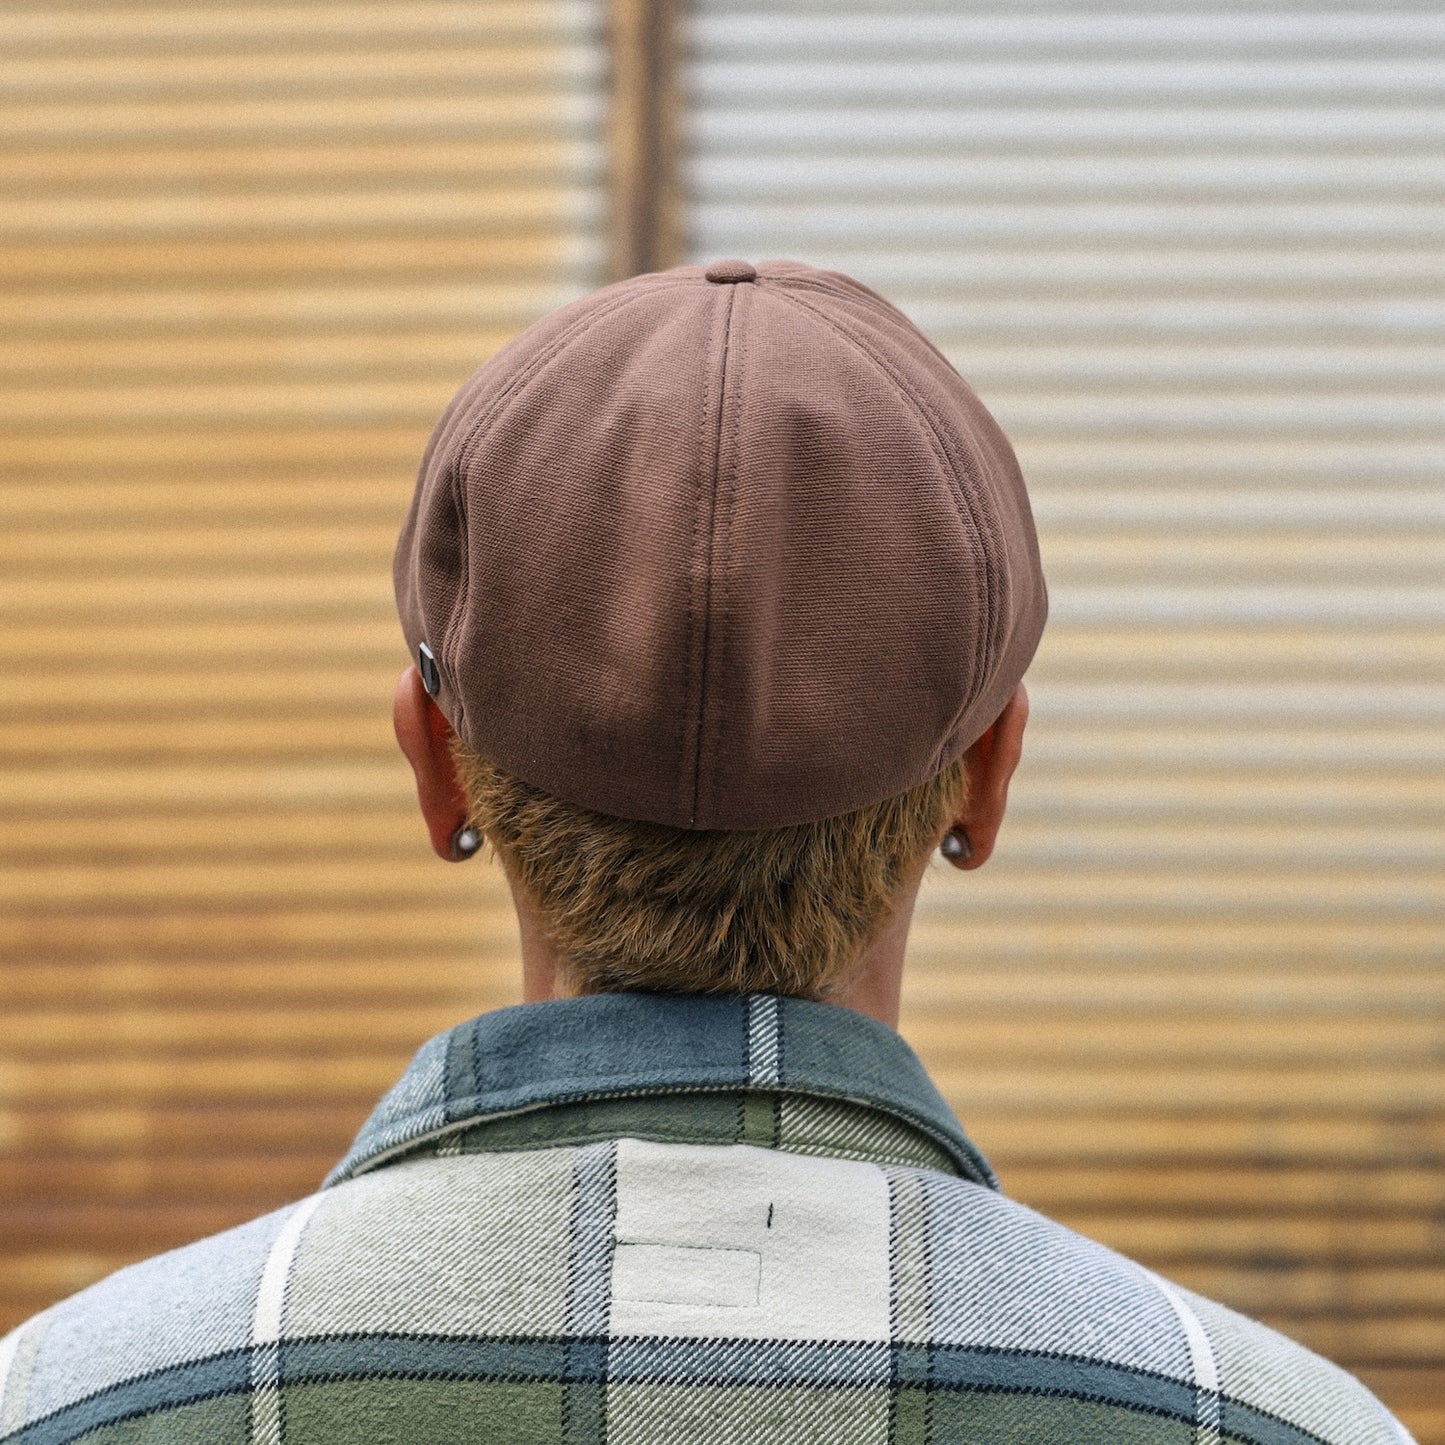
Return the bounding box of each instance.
[1,0,1442,1434]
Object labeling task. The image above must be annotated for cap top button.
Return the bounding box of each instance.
[705,258,758,284]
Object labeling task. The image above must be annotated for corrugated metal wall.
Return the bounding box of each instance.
[0,0,601,1331]
[5,1,1443,1436]
[686,2,1445,1436]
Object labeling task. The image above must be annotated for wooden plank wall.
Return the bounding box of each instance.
[0,0,599,1329]
[685,2,1445,1438]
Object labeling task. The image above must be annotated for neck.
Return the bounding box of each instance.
[511,867,925,1032]
[832,867,924,1028]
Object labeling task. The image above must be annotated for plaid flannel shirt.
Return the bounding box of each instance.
[0,993,1412,1444]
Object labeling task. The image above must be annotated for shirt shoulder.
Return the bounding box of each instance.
[910,1167,1412,1445]
[0,1147,1415,1445]
[0,1197,298,1441]
[0,1149,586,1443]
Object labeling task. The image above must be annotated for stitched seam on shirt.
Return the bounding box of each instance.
[341,1087,984,1186]
[358,1091,962,1177]
[412,1132,956,1174]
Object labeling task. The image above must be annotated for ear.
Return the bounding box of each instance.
[948,683,1029,870]
[393,665,471,860]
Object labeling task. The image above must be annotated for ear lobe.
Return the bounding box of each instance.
[393,665,471,860]
[948,683,1029,870]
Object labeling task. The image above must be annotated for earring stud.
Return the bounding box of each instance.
[940,827,972,865]
[449,824,481,861]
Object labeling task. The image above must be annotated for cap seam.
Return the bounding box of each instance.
[437,284,665,737]
[695,281,753,827]
[688,282,741,825]
[771,287,1006,719]
[769,272,967,380]
[764,272,944,352]
[770,281,996,510]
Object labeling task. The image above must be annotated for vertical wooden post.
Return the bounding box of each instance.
[607,0,682,281]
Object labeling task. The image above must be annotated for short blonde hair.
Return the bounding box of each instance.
[451,739,967,1000]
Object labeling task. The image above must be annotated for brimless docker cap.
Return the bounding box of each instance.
[395,259,1047,830]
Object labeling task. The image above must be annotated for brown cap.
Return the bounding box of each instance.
[394,259,1046,830]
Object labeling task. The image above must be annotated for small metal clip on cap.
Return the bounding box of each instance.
[418,642,441,697]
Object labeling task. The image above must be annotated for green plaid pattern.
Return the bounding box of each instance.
[0,994,1412,1444]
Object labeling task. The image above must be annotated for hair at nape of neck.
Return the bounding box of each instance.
[448,734,969,1002]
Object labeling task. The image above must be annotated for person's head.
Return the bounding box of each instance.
[392,259,1045,1013]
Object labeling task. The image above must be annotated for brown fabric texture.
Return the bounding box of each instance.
[394,259,1047,829]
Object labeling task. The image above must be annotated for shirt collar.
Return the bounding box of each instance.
[325,992,998,1190]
